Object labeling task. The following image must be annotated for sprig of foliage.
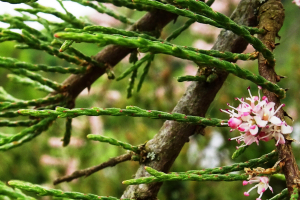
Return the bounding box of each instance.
[0,56,86,74]
[123,166,248,185]
[0,116,56,151]
[87,134,140,153]
[0,28,89,66]
[18,105,227,127]
[268,188,288,200]
[0,119,39,127]
[54,32,285,98]
[0,94,63,111]
[123,151,277,184]
[0,181,36,200]
[8,180,129,200]
[7,74,54,93]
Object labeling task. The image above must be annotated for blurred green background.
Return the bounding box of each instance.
[0,0,299,199]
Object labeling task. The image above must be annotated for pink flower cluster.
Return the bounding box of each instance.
[221,86,292,147]
[243,176,273,200]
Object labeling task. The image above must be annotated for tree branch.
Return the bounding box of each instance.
[53,153,132,185]
[257,0,300,196]
[121,0,260,199]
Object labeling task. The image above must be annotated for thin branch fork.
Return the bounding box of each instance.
[53,152,133,185]
[257,0,300,197]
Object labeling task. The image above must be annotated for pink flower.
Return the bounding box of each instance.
[243,176,273,200]
[221,86,293,147]
[292,0,300,7]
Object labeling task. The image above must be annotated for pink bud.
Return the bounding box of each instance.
[243,181,249,186]
[244,192,249,196]
[258,86,262,89]
[228,118,242,129]
[247,86,250,90]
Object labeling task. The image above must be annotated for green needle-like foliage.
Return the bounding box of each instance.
[0,56,86,74]
[166,19,195,42]
[126,69,137,98]
[59,39,74,52]
[87,134,140,153]
[0,29,89,66]
[0,119,39,127]
[63,118,72,146]
[7,74,54,93]
[123,166,248,185]
[0,94,63,111]
[18,106,227,127]
[173,0,274,65]
[123,151,277,184]
[0,181,36,200]
[18,2,89,28]
[10,68,63,91]
[0,87,20,102]
[8,180,129,200]
[269,188,288,200]
[137,56,153,92]
[0,116,56,151]
[54,32,285,98]
[290,187,299,200]
[0,111,22,118]
[0,14,48,41]
[232,145,249,159]
[1,0,37,3]
[177,75,206,82]
[130,0,265,35]
[83,26,259,62]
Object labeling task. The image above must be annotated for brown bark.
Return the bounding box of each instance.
[121,1,260,199]
[257,0,300,196]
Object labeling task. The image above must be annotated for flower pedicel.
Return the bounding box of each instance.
[220,86,293,147]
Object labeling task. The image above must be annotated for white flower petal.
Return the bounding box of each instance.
[281,124,293,134]
[250,125,259,135]
[269,116,282,125]
[254,116,268,127]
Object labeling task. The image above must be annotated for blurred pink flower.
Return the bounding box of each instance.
[211,0,229,14]
[190,23,219,39]
[48,137,85,148]
[40,155,63,166]
[193,40,213,50]
[89,116,104,135]
[292,0,300,7]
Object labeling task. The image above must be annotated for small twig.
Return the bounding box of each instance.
[53,153,133,185]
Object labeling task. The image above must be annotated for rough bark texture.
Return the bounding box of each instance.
[61,10,177,100]
[121,1,260,199]
[257,0,300,196]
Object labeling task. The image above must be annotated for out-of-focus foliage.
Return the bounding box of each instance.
[0,0,299,199]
